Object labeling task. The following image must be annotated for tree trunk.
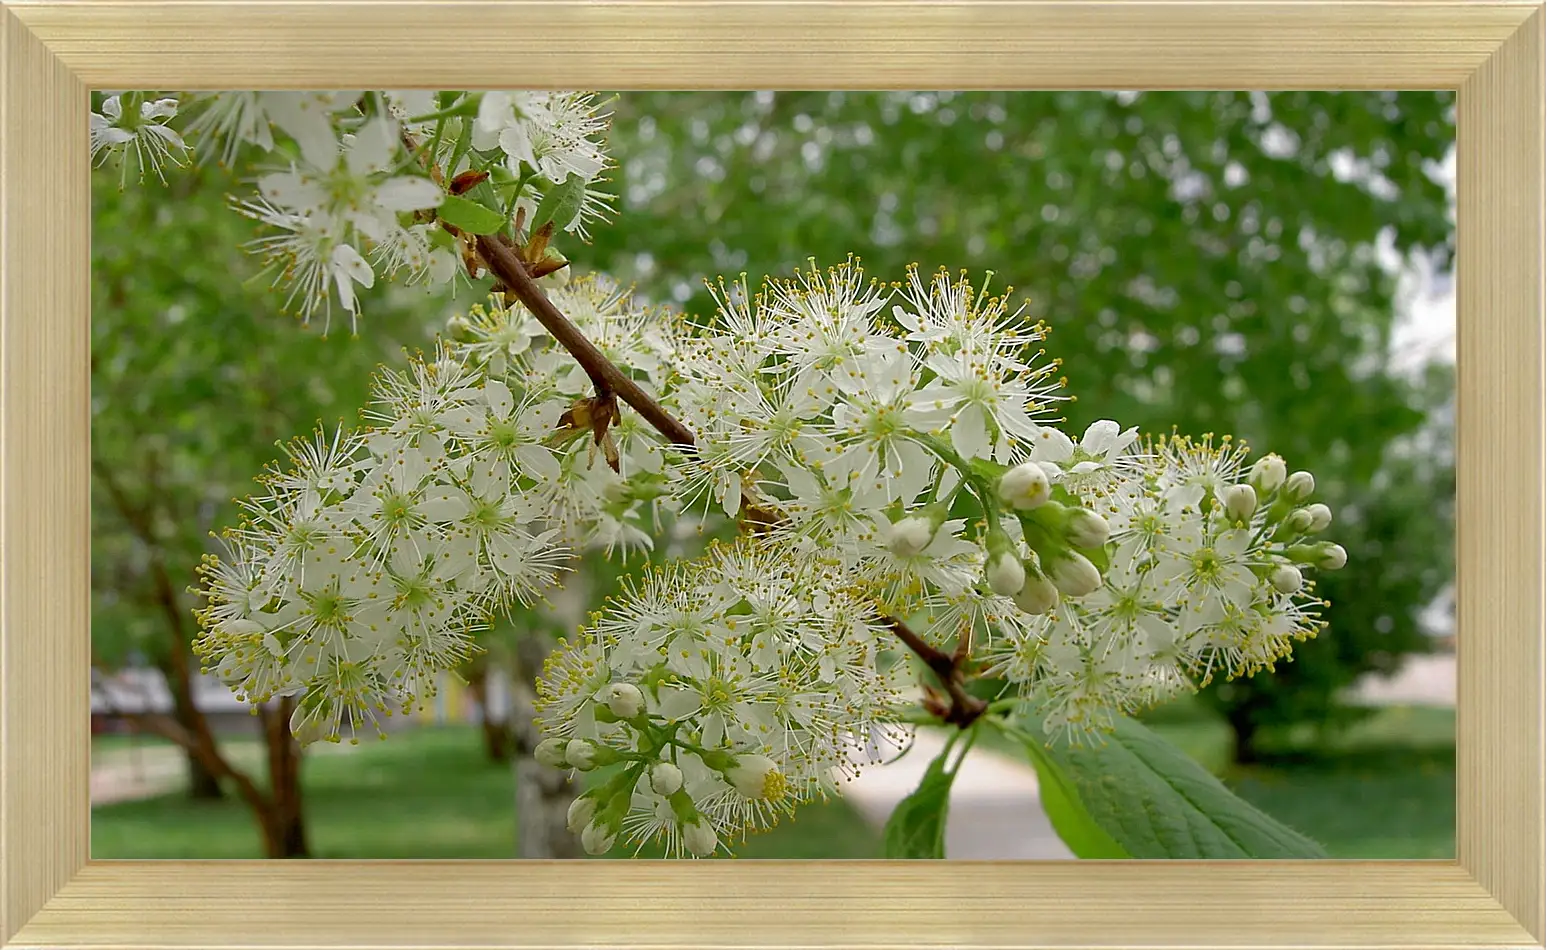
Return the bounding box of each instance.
[167,667,225,800]
[465,661,514,764]
[257,697,310,858]
[1226,704,1262,766]
[509,632,580,859]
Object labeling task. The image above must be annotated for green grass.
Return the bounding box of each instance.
[91,726,882,859]
[990,700,1456,859]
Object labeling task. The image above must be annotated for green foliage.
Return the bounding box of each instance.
[1014,730,1129,858]
[882,737,963,858]
[1010,714,1327,859]
[583,91,1457,756]
[437,193,508,235]
[531,173,588,234]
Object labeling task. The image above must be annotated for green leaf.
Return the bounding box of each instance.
[530,174,587,234]
[1015,732,1130,858]
[882,743,960,858]
[437,194,507,235]
[1017,713,1328,859]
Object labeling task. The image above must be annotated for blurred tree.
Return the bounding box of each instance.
[91,160,438,854]
[581,90,1456,762]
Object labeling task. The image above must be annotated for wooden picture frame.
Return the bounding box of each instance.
[2,2,1542,947]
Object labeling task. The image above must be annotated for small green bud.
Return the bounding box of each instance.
[566,795,598,834]
[649,761,684,796]
[534,737,570,768]
[1283,471,1315,501]
[1249,454,1287,494]
[681,817,719,857]
[601,681,646,719]
[1222,484,1258,522]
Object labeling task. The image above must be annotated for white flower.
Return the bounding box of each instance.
[240,113,442,330]
[473,90,614,235]
[91,93,190,185]
[720,754,787,801]
[1030,419,1140,497]
[1154,526,1260,619]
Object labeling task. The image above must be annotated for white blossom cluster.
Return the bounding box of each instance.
[979,433,1345,737]
[532,536,909,857]
[193,278,673,744]
[642,259,1346,739]
[93,90,615,334]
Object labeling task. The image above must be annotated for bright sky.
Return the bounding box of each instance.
[1389,146,1457,374]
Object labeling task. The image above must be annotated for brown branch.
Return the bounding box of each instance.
[473,234,697,447]
[885,616,988,729]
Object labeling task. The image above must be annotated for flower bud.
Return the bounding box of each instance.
[985,551,1027,596]
[1284,471,1315,501]
[1048,553,1103,598]
[534,737,570,768]
[998,462,1052,510]
[681,817,719,857]
[720,754,788,801]
[566,795,598,834]
[565,738,609,771]
[1012,571,1060,614]
[580,820,616,855]
[1269,564,1304,594]
[1316,543,1348,570]
[1249,454,1287,494]
[1286,508,1315,533]
[1305,503,1333,533]
[649,761,684,797]
[887,515,937,557]
[600,681,645,719]
[1064,508,1111,549]
[1223,484,1258,522]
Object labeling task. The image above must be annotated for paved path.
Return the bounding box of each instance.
[91,740,357,806]
[1349,652,1456,706]
[843,729,1075,860]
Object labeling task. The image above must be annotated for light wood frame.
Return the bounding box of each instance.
[2,1,1542,947]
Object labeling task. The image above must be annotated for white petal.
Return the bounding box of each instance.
[265,93,340,171]
[373,175,443,212]
[347,116,399,177]
[498,124,536,168]
[951,403,991,461]
[331,243,375,288]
